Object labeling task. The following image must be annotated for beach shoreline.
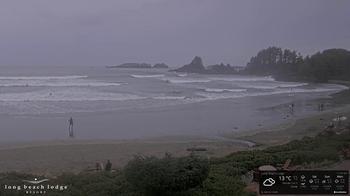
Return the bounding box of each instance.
[235,84,350,146]
[0,84,349,175]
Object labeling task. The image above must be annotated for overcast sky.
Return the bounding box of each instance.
[0,0,349,67]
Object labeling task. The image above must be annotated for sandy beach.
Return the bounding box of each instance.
[236,86,350,146]
[0,137,249,176]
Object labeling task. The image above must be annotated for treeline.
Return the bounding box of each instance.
[244,47,350,82]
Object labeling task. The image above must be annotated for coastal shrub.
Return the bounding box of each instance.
[46,172,136,196]
[124,154,209,195]
[197,173,251,196]
[2,131,350,196]
[215,132,350,171]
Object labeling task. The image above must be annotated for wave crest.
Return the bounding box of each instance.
[202,88,247,93]
[131,74,164,78]
[0,75,88,80]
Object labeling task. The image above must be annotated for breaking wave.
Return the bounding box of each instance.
[196,84,347,101]
[0,75,122,87]
[240,82,308,89]
[202,88,247,93]
[210,76,274,82]
[163,78,211,84]
[0,75,88,80]
[0,88,144,102]
[131,74,165,78]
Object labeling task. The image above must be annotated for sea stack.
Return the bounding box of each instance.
[173,56,206,73]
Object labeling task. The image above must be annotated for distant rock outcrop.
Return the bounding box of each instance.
[172,56,206,73]
[172,56,239,74]
[153,63,169,69]
[206,63,237,74]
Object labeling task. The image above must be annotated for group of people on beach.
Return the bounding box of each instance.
[287,102,326,115]
[95,160,113,171]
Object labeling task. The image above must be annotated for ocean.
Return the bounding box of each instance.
[0,65,347,141]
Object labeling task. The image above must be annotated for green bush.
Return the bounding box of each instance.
[124,154,209,195]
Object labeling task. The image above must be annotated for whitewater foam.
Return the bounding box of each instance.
[0,75,88,80]
[176,73,188,77]
[0,88,144,102]
[210,76,274,82]
[202,88,247,93]
[196,84,346,101]
[164,75,275,84]
[153,96,188,100]
[239,82,308,89]
[164,78,211,84]
[131,74,165,78]
[0,81,122,87]
[0,75,122,87]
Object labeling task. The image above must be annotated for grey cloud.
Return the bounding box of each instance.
[0,0,349,66]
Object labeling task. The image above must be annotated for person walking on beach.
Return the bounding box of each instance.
[105,160,112,171]
[95,162,104,171]
[68,117,74,138]
[320,103,324,111]
[318,103,324,112]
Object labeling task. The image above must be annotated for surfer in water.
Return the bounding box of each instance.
[289,88,295,96]
[68,117,74,138]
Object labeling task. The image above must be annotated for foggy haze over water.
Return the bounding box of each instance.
[0,65,347,141]
[0,0,350,67]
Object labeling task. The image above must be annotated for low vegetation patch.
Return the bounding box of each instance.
[1,132,349,196]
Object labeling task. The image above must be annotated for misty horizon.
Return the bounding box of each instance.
[1,0,350,67]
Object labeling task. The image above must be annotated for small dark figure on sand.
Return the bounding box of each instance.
[289,103,295,114]
[95,162,101,171]
[318,103,324,111]
[68,117,74,138]
[336,115,342,127]
[105,160,112,171]
[325,122,335,131]
[95,162,104,171]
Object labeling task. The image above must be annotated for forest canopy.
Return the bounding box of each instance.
[245,47,350,82]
